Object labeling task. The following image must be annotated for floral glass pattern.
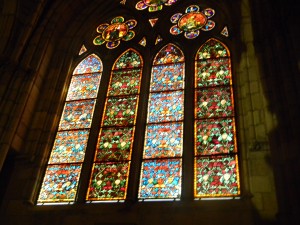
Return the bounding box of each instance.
[38,54,103,203]
[93,16,137,49]
[170,5,216,39]
[88,162,130,200]
[87,49,143,201]
[195,156,239,196]
[139,159,182,198]
[136,0,178,12]
[144,123,183,158]
[139,44,184,199]
[194,38,240,198]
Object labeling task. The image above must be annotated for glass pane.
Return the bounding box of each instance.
[87,162,130,200]
[138,159,182,199]
[195,87,233,119]
[144,122,183,158]
[195,58,231,88]
[150,63,184,92]
[38,164,82,203]
[49,130,89,164]
[195,118,236,155]
[113,50,142,70]
[79,45,87,55]
[194,156,240,197]
[148,91,184,123]
[73,54,103,74]
[108,69,141,96]
[196,39,229,60]
[102,96,138,127]
[153,44,184,65]
[58,99,96,130]
[95,127,134,161]
[66,73,102,101]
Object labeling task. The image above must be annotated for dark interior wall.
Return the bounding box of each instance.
[249,0,300,224]
[0,0,299,224]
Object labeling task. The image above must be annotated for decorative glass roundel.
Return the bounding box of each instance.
[93,16,137,49]
[136,0,178,12]
[170,5,216,39]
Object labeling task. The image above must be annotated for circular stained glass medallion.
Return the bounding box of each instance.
[170,25,182,35]
[178,12,207,32]
[97,23,109,33]
[201,20,215,31]
[184,30,200,39]
[102,23,128,42]
[185,5,199,13]
[144,0,168,6]
[106,41,120,49]
[170,13,183,24]
[202,8,215,18]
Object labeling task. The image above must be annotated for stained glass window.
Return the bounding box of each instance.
[38,4,242,204]
[194,39,240,198]
[139,44,184,199]
[87,49,143,201]
[38,54,103,203]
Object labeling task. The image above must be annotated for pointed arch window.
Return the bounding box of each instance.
[194,39,240,198]
[37,6,241,204]
[138,44,185,199]
[38,54,103,203]
[87,49,143,201]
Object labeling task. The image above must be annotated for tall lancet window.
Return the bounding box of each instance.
[139,44,185,199]
[194,39,240,198]
[38,54,103,203]
[87,49,143,201]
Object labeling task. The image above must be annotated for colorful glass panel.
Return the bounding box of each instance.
[194,156,240,197]
[150,63,184,92]
[195,118,236,155]
[196,39,229,59]
[170,5,216,39]
[106,41,120,49]
[153,44,184,65]
[39,54,103,204]
[195,87,234,119]
[135,0,178,12]
[114,51,141,69]
[93,17,137,49]
[184,30,200,39]
[66,73,101,101]
[108,69,141,96]
[195,58,231,87]
[139,37,147,46]
[88,49,143,201]
[102,96,138,127]
[221,26,229,37]
[148,91,184,123]
[38,164,82,203]
[155,35,163,45]
[202,8,215,18]
[49,130,89,164]
[194,39,240,198]
[178,12,207,32]
[140,44,184,199]
[79,45,87,55]
[149,18,158,27]
[58,99,96,130]
[87,162,130,200]
[139,159,182,199]
[201,20,215,31]
[144,122,183,158]
[95,127,134,161]
[102,23,128,42]
[73,54,102,74]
